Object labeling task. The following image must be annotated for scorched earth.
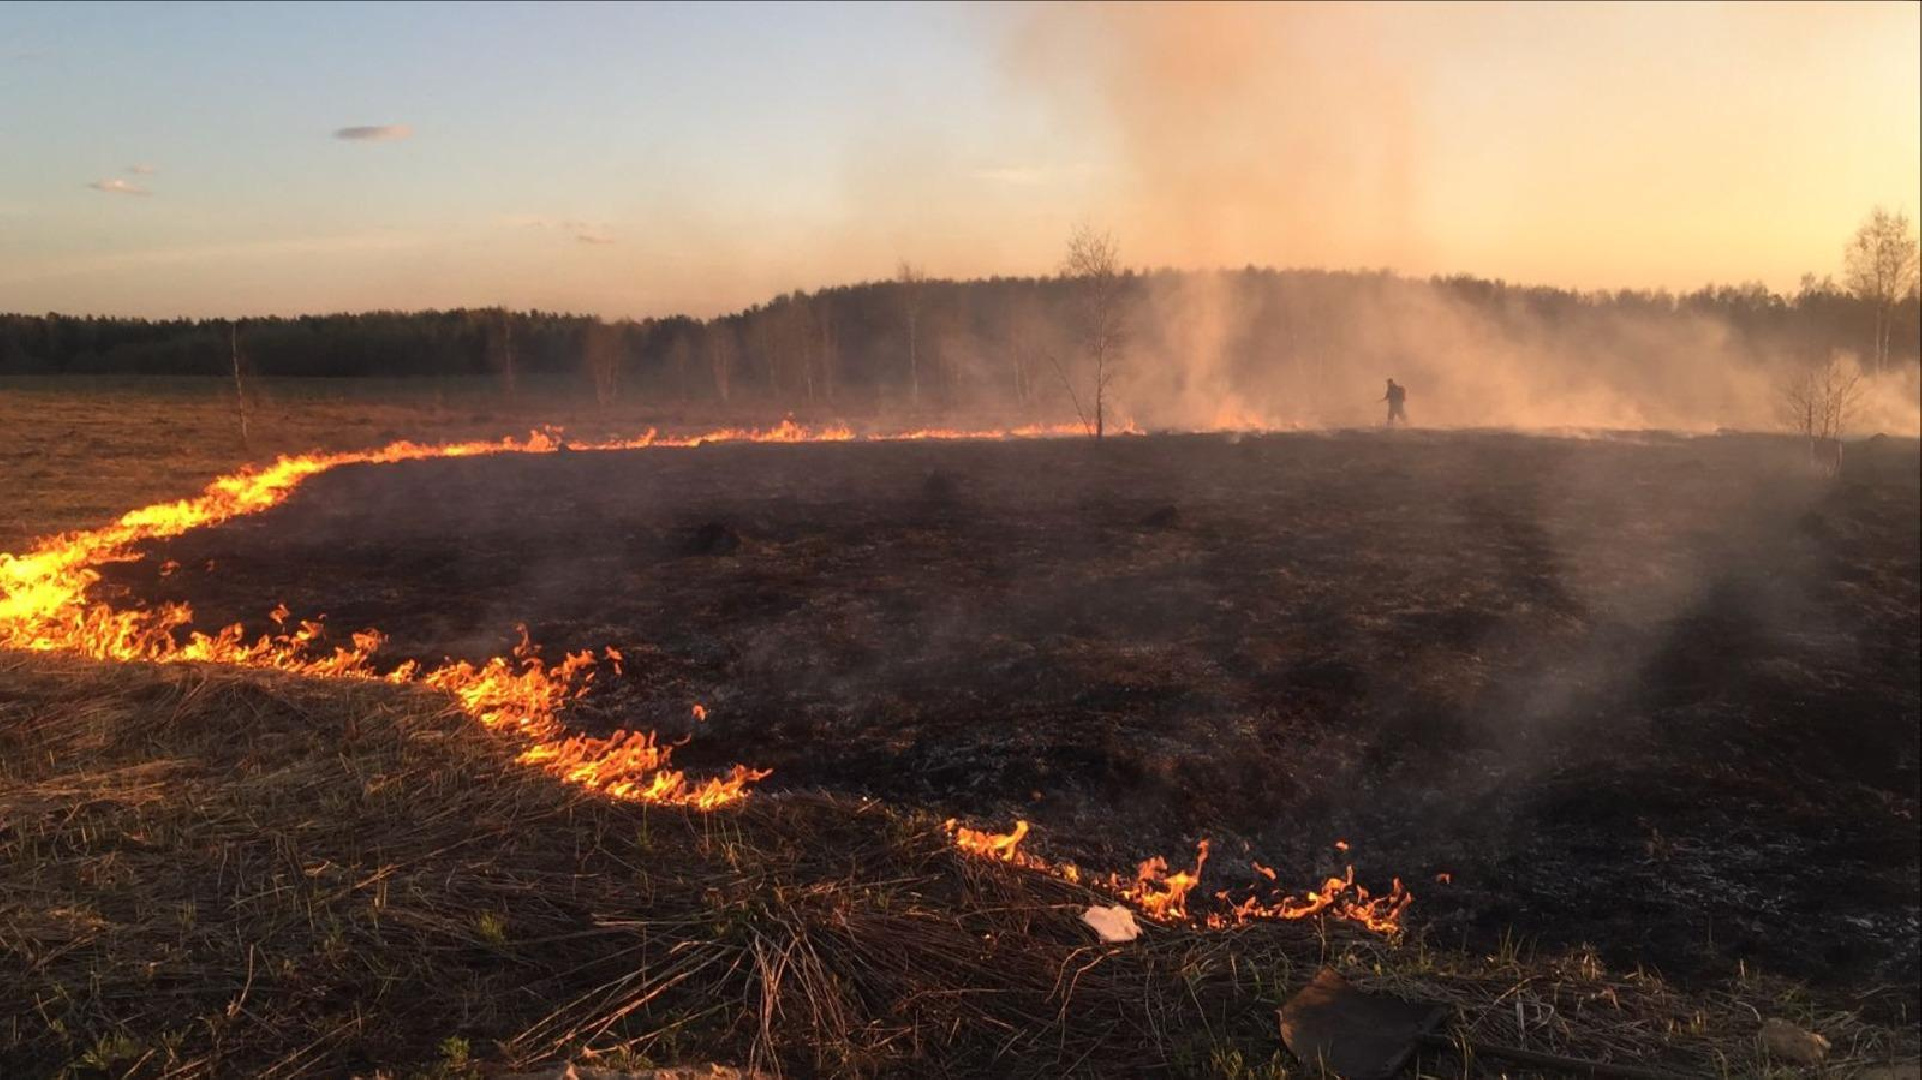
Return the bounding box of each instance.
[91,428,1922,988]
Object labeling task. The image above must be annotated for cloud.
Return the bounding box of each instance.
[501,214,614,244]
[127,164,158,175]
[563,220,615,244]
[0,230,428,288]
[972,165,1055,186]
[333,124,413,142]
[88,178,150,196]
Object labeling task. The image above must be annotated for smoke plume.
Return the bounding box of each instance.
[1001,3,1920,436]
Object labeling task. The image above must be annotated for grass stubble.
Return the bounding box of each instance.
[0,381,1915,1077]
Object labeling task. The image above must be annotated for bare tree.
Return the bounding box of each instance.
[750,308,779,398]
[1002,292,1048,409]
[667,331,694,402]
[706,322,737,403]
[228,320,250,447]
[771,297,817,403]
[1051,223,1126,438]
[817,303,839,404]
[489,308,519,397]
[1780,352,1864,472]
[1844,207,1920,373]
[896,261,927,405]
[582,322,623,406]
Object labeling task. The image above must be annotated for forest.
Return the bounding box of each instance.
[4,267,1918,429]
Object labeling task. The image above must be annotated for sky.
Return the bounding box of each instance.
[1,0,1916,319]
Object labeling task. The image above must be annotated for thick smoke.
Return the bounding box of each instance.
[1113,274,1922,434]
[999,3,1920,436]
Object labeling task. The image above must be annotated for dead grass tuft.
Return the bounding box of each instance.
[2,651,1913,1077]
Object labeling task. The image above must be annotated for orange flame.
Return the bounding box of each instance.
[1112,839,1211,922]
[3,415,1405,928]
[1208,864,1413,935]
[2,420,1088,810]
[943,819,1410,936]
[946,818,1033,862]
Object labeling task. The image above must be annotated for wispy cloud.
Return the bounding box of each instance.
[333,124,413,142]
[0,231,428,288]
[972,165,1053,186]
[502,214,614,245]
[970,162,1094,186]
[127,164,158,175]
[88,178,150,196]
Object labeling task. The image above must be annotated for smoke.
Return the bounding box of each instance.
[1005,2,1420,272]
[997,3,1920,437]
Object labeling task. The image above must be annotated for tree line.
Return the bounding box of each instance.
[3,214,1916,414]
[1,275,1911,390]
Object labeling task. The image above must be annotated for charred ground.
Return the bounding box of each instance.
[101,429,1922,991]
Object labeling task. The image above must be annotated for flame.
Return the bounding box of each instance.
[0,413,1410,932]
[945,817,1086,885]
[943,819,1410,936]
[1208,864,1414,935]
[0,420,1092,811]
[1204,397,1270,431]
[1112,839,1211,922]
[946,818,1034,862]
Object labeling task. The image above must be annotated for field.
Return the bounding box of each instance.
[3,380,1919,1078]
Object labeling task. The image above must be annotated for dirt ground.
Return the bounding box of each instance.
[98,429,1921,992]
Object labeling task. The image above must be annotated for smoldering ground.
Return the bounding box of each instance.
[97,428,1920,991]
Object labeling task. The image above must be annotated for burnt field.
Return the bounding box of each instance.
[99,429,1921,990]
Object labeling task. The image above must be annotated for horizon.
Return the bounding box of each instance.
[2,0,1918,320]
[0,261,1891,326]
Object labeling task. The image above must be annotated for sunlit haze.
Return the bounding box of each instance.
[2,0,1917,318]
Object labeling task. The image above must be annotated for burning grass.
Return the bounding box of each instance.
[1,416,1122,818]
[5,652,1914,1078]
[87,426,1918,992]
[1,392,1917,1075]
[0,413,1400,937]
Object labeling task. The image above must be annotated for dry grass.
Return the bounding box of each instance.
[0,375,858,552]
[2,379,1917,1077]
[5,653,1913,1078]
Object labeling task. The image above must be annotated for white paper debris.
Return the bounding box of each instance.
[1082,904,1141,942]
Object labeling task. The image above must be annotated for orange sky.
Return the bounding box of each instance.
[2,0,1916,317]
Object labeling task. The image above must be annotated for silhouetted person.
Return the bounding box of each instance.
[1381,378,1408,427]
